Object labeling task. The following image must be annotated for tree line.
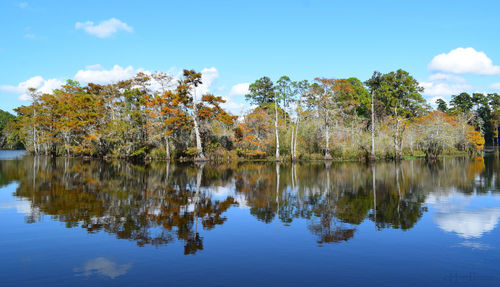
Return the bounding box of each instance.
[1,68,492,161]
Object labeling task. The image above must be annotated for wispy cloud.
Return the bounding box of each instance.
[75,18,133,38]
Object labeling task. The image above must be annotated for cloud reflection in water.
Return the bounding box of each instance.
[74,257,131,279]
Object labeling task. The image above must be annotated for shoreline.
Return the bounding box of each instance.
[2,149,487,164]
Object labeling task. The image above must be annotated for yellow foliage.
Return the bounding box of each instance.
[466,128,485,150]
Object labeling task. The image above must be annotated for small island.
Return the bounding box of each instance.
[0,69,491,162]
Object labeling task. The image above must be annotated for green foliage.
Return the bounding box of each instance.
[0,109,15,131]
[450,92,473,114]
[0,109,23,149]
[436,99,448,113]
[245,76,275,105]
[368,69,427,118]
[185,147,200,156]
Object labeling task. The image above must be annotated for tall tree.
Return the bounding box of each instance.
[369,70,426,159]
[313,78,339,160]
[291,80,310,160]
[245,76,275,106]
[178,70,205,160]
[276,76,296,160]
[365,72,383,160]
[472,93,494,145]
[245,76,280,161]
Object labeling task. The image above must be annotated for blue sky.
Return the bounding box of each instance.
[2,0,500,114]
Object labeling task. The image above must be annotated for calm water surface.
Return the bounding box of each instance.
[1,151,500,286]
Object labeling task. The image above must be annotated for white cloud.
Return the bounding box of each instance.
[420,81,470,97]
[18,2,28,8]
[490,83,500,90]
[75,18,133,38]
[194,67,219,97]
[0,76,64,101]
[420,72,471,105]
[220,96,245,114]
[74,257,131,279]
[428,47,500,75]
[85,64,103,70]
[74,65,144,84]
[218,82,250,115]
[1,66,248,113]
[229,83,250,97]
[24,33,35,39]
[189,67,245,114]
[428,73,465,83]
[1,65,155,102]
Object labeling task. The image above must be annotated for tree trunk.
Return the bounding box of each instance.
[370,92,375,160]
[290,126,295,161]
[193,115,205,160]
[393,106,402,160]
[275,98,280,161]
[294,113,300,161]
[165,136,170,160]
[325,112,332,160]
[325,123,330,158]
[32,109,38,155]
[293,97,302,161]
[193,87,206,161]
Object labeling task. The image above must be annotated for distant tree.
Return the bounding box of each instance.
[245,76,275,105]
[345,77,371,118]
[489,93,500,145]
[0,109,15,132]
[450,92,474,114]
[435,99,448,113]
[0,109,20,149]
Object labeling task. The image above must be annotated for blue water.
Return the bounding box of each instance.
[0,152,499,286]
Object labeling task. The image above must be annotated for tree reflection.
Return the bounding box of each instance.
[3,157,237,254]
[0,154,495,251]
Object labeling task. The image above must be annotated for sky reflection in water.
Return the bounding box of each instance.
[0,152,499,286]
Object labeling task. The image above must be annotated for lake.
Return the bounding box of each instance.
[1,150,500,286]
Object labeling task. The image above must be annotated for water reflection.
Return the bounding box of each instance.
[456,241,493,250]
[74,257,131,279]
[1,154,499,254]
[435,207,500,239]
[428,190,500,240]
